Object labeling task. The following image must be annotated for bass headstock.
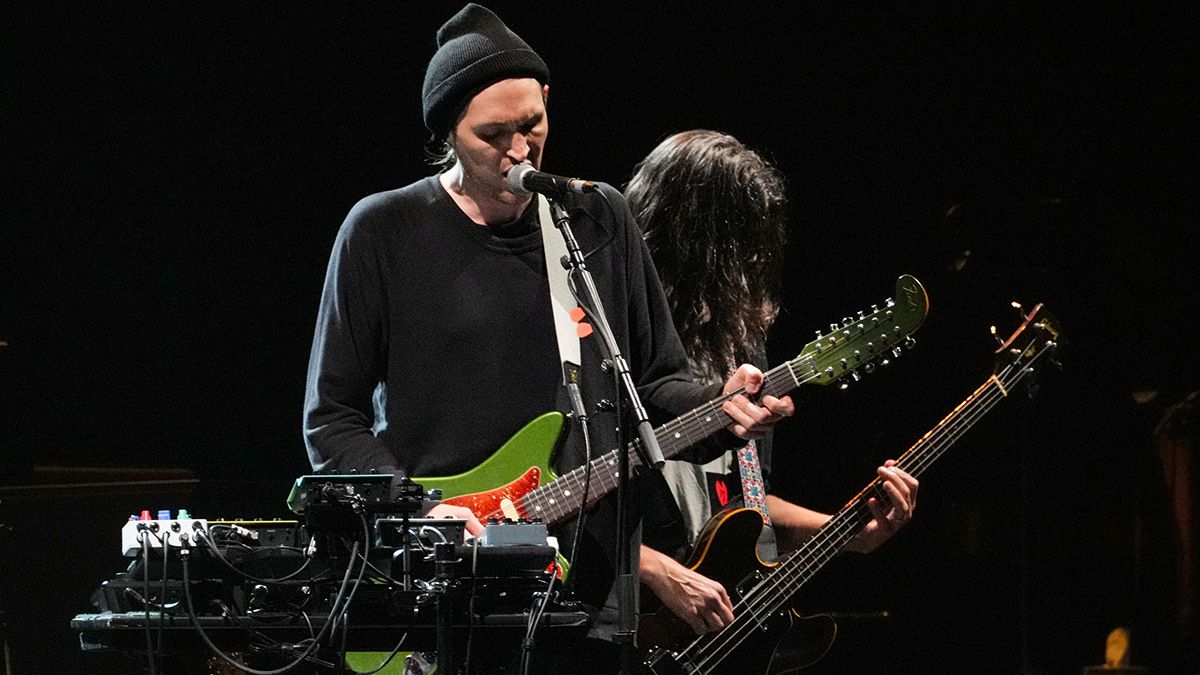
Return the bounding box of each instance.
[990,302,1065,391]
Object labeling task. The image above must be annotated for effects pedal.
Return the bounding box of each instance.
[121,513,209,556]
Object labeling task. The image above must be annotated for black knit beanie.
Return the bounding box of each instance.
[422,4,550,138]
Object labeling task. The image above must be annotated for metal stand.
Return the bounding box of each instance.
[433,542,458,674]
[548,197,663,670]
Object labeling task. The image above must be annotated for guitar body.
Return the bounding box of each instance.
[641,508,835,675]
[413,412,564,515]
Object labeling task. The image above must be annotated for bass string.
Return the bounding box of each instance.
[682,342,1054,671]
[681,384,1012,671]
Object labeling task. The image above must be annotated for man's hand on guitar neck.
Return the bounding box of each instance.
[640,545,734,634]
[722,364,795,439]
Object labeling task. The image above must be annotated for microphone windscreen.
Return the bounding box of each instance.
[506,163,536,196]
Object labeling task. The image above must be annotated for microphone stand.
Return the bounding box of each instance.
[548,197,663,671]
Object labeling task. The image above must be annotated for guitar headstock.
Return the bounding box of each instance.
[990,302,1065,381]
[796,274,929,387]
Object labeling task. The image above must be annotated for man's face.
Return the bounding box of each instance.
[450,77,549,207]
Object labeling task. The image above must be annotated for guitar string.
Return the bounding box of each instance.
[503,353,822,524]
[684,342,1056,670]
[680,381,1011,671]
[682,359,1029,670]
[681,341,1055,671]
[467,300,918,524]
[509,315,920,525]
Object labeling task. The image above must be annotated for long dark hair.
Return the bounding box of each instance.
[626,130,788,380]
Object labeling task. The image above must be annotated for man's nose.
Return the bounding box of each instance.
[507,132,529,163]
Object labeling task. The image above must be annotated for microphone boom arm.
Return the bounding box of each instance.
[548,198,665,470]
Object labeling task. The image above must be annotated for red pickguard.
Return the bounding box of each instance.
[440,466,540,519]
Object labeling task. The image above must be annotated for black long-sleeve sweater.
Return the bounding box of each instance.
[303,174,725,621]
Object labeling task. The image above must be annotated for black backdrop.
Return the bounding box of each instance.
[3,3,1197,673]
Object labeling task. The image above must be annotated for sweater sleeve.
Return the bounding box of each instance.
[302,198,399,474]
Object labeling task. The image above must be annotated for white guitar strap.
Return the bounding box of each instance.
[538,195,581,375]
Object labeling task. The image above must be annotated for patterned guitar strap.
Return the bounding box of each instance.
[726,353,779,561]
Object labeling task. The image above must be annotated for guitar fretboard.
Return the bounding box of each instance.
[506,356,812,525]
[478,284,925,527]
[675,333,1057,673]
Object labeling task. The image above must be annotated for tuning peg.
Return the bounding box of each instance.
[891,346,903,358]
[904,336,917,350]
[842,316,854,327]
[850,371,862,382]
[989,325,1004,347]
[864,362,876,374]
[871,304,879,313]
[857,310,865,320]
[838,380,851,390]
[1011,301,1029,320]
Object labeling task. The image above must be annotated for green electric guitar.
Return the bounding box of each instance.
[413,275,929,525]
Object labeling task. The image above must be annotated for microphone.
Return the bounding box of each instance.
[506,163,599,198]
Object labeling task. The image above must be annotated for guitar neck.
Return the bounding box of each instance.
[744,350,1048,620]
[514,358,810,526]
[665,309,1059,675]
[506,277,929,527]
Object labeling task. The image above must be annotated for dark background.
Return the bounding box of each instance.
[2,3,1197,673]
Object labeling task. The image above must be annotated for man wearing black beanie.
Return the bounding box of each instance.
[303,4,793,671]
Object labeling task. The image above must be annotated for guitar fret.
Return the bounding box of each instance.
[494,282,934,537]
[676,311,1064,674]
[729,355,1047,633]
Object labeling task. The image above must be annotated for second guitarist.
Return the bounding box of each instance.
[627,130,918,636]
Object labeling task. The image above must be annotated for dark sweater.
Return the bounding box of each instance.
[303,174,724,622]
